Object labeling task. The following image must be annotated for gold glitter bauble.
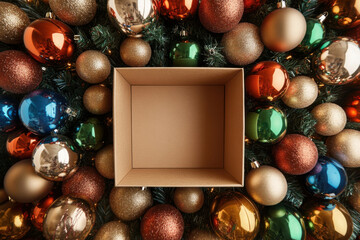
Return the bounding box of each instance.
[311,103,347,136]
[326,129,360,168]
[0,2,30,44]
[282,76,318,109]
[76,50,111,84]
[173,187,204,213]
[0,201,30,240]
[49,0,97,26]
[110,187,153,221]
[348,180,360,212]
[83,84,112,115]
[120,38,151,67]
[188,228,220,240]
[95,144,114,179]
[94,221,130,240]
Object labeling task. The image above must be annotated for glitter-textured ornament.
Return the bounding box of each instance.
[141,204,184,240]
[4,159,54,203]
[6,129,40,159]
[0,50,42,94]
[174,187,204,213]
[245,61,289,101]
[160,0,198,20]
[273,134,318,175]
[110,187,153,221]
[281,76,318,109]
[43,196,96,240]
[94,221,130,240]
[0,201,30,240]
[62,166,105,204]
[244,0,266,13]
[348,180,360,213]
[0,97,18,132]
[311,103,347,136]
[326,0,360,29]
[120,38,152,67]
[221,22,264,66]
[326,129,360,168]
[83,84,112,115]
[344,90,360,122]
[188,228,220,240]
[74,117,105,151]
[199,0,244,33]
[31,193,57,230]
[95,144,114,179]
[210,191,260,240]
[49,0,97,26]
[0,2,30,44]
[76,50,111,84]
[170,31,200,67]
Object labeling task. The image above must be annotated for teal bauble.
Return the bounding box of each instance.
[245,106,287,144]
[170,31,200,67]
[74,117,104,151]
[263,203,306,240]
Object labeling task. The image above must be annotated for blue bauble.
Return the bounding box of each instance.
[0,97,18,132]
[304,156,347,199]
[19,89,67,135]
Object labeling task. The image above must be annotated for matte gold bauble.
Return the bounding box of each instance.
[110,187,153,221]
[173,187,204,213]
[282,76,318,109]
[311,103,347,136]
[95,144,114,179]
[0,201,30,240]
[188,228,220,240]
[326,129,360,168]
[76,50,111,84]
[83,84,112,115]
[120,38,151,67]
[94,221,130,240]
[0,2,30,44]
[348,180,360,212]
[4,159,54,203]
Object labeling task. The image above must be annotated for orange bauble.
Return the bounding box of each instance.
[245,61,290,101]
[160,0,198,20]
[30,193,57,230]
[343,90,360,122]
[23,18,75,65]
[6,129,41,159]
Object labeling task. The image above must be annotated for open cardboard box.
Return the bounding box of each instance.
[113,68,244,187]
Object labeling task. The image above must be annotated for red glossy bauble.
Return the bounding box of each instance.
[6,129,41,159]
[244,0,266,13]
[160,0,198,20]
[345,25,360,42]
[30,193,57,230]
[23,18,75,65]
[343,90,360,122]
[245,61,290,101]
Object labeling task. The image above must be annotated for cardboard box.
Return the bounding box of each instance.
[113,68,244,187]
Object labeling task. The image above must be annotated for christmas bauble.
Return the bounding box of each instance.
[245,61,289,101]
[95,144,114,179]
[170,33,200,67]
[326,129,360,168]
[173,187,204,213]
[0,97,17,132]
[19,89,68,135]
[273,134,318,175]
[311,103,347,136]
[23,18,75,65]
[6,129,41,159]
[62,166,105,204]
[31,192,57,230]
[245,163,287,206]
[0,201,30,239]
[261,6,306,52]
[188,228,220,240]
[210,191,260,240]
[110,187,153,221]
[0,50,42,94]
[32,135,79,181]
[244,0,266,13]
[345,25,360,42]
[76,50,111,84]
[312,37,360,85]
[327,0,360,29]
[94,221,130,240]
[83,84,112,115]
[245,105,287,143]
[120,38,152,67]
[301,199,353,240]
[160,0,198,20]
[343,90,360,122]
[73,117,104,151]
[348,180,360,212]
[262,203,306,240]
[0,189,8,204]
[281,76,318,109]
[199,0,244,33]
[221,22,264,66]
[49,0,97,26]
[107,0,156,37]
[0,2,30,44]
[141,204,184,240]
[43,196,96,240]
[4,159,54,203]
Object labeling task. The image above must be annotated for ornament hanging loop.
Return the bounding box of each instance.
[251,161,260,169]
[277,0,286,8]
[317,12,328,23]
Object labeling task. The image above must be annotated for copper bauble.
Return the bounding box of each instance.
[349,180,360,212]
[199,0,244,33]
[0,201,30,240]
[94,221,130,240]
[0,50,42,94]
[0,2,30,44]
[160,0,198,20]
[95,144,114,179]
[6,129,41,159]
[110,187,153,221]
[173,187,204,213]
[344,90,360,122]
[62,166,105,204]
[4,159,54,203]
[0,190,7,204]
[23,18,75,65]
[188,228,220,240]
[311,103,347,136]
[327,0,360,29]
[120,38,151,67]
[83,84,112,115]
[345,25,360,42]
[273,134,318,175]
[76,50,111,84]
[141,204,184,240]
[221,22,264,66]
[282,76,318,109]
[31,193,57,230]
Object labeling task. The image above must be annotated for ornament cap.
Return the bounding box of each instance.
[180,29,189,38]
[74,35,81,41]
[317,12,328,23]
[277,0,286,8]
[45,12,55,19]
[251,161,260,169]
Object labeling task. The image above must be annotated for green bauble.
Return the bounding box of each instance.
[246,106,287,143]
[74,117,104,151]
[263,203,306,240]
[297,13,326,53]
[170,32,200,67]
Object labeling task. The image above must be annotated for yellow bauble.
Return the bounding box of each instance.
[94,221,130,240]
[0,201,30,239]
[311,103,347,136]
[95,144,115,179]
[282,76,318,109]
